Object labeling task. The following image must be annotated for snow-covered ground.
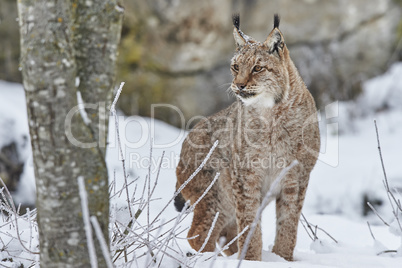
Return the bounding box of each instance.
[1,63,402,267]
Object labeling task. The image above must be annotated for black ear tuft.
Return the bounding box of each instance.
[273,13,280,29]
[232,13,240,30]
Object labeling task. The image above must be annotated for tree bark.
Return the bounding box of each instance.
[73,0,123,157]
[17,0,123,267]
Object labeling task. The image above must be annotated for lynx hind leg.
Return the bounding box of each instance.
[186,171,233,253]
[187,198,225,253]
[273,171,309,261]
[219,219,238,256]
[177,150,234,253]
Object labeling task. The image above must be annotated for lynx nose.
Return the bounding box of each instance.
[236,83,246,91]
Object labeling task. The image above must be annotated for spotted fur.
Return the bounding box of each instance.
[175,14,320,261]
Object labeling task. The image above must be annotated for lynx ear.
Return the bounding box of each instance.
[232,13,255,48]
[264,14,285,55]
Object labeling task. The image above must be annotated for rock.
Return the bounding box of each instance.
[0,142,24,193]
[116,0,235,124]
[117,0,401,124]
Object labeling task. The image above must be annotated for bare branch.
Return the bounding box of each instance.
[367,221,376,241]
[374,120,389,190]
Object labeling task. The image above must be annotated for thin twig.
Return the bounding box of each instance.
[78,176,97,268]
[150,140,219,227]
[301,213,318,241]
[197,212,219,254]
[312,223,338,244]
[377,250,398,256]
[367,202,389,226]
[300,214,338,244]
[189,172,220,212]
[372,120,402,253]
[367,221,376,241]
[90,216,114,268]
[202,225,249,263]
[149,151,165,204]
[146,140,153,260]
[374,120,389,190]
[111,82,133,219]
[27,208,33,252]
[300,218,314,242]
[154,202,190,268]
[110,82,125,113]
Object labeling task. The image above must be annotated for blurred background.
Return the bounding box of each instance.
[2,0,401,125]
[0,0,402,214]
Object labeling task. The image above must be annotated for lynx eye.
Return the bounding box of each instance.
[233,64,239,71]
[253,65,263,72]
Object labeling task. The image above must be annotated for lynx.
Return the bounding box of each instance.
[175,14,320,261]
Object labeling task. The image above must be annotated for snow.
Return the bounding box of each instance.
[115,4,125,13]
[305,63,402,221]
[0,81,29,149]
[1,62,402,267]
[0,80,35,205]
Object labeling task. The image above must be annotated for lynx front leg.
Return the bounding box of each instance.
[273,171,309,261]
[232,172,263,261]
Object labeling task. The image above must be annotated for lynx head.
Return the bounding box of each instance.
[230,14,291,108]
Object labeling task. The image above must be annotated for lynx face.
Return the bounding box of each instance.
[230,14,289,108]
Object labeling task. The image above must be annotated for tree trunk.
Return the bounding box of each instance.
[17,0,123,267]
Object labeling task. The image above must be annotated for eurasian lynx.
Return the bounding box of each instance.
[175,14,320,261]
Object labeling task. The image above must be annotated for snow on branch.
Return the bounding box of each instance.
[197,212,219,254]
[78,176,98,268]
[76,90,92,125]
[109,82,133,219]
[110,82,125,115]
[150,140,219,226]
[91,216,114,268]
[189,171,220,212]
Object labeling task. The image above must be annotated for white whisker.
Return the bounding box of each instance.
[218,82,232,88]
[226,86,238,99]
